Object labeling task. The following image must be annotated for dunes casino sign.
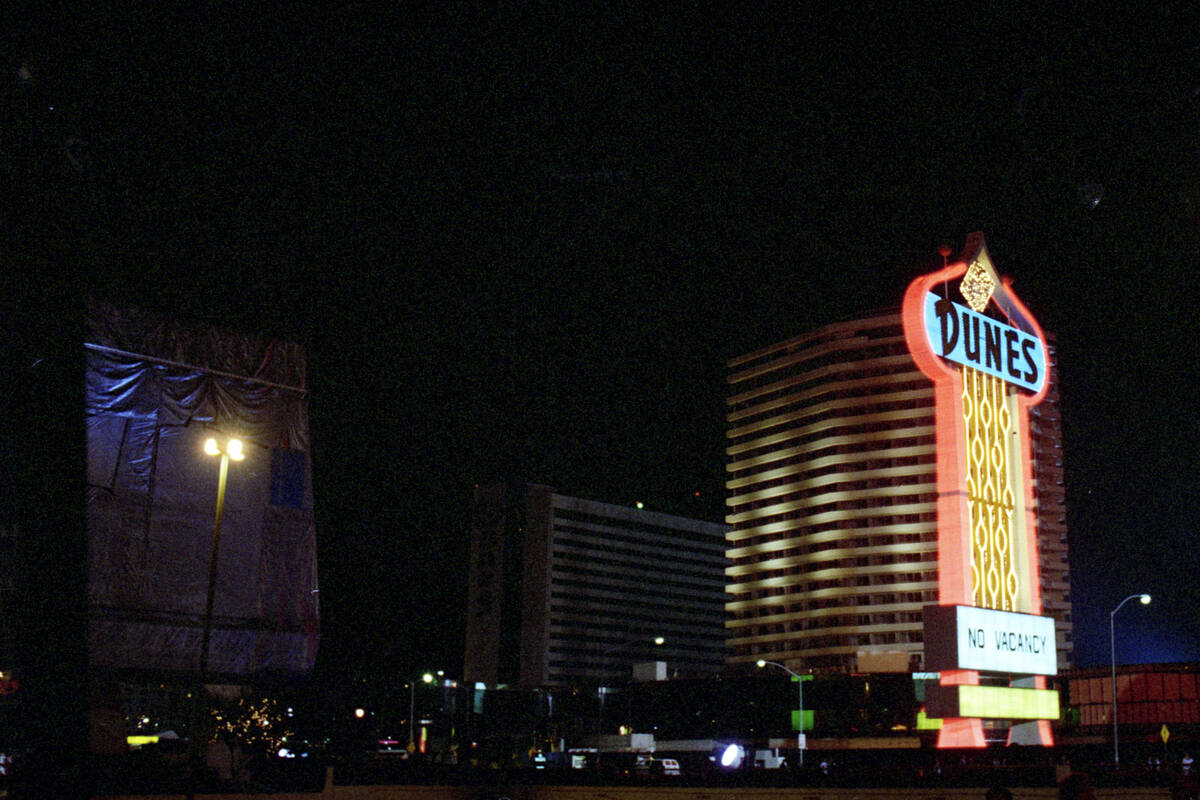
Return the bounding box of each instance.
[901,232,1057,748]
[921,292,1047,394]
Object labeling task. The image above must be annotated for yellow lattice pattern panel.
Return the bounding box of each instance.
[962,367,1018,610]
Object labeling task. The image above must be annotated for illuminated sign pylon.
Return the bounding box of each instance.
[902,233,1056,748]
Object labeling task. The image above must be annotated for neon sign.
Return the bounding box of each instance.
[902,233,1057,748]
[921,293,1047,393]
[927,684,1060,720]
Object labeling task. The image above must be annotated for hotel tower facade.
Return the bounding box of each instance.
[464,483,728,689]
[724,310,1071,674]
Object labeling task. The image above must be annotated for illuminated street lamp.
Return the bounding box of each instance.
[595,636,664,770]
[1110,593,1151,766]
[409,672,435,750]
[199,437,245,678]
[188,435,244,800]
[758,659,806,766]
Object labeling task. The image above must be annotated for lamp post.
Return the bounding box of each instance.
[199,436,244,678]
[758,659,806,766]
[409,672,435,752]
[1110,593,1150,766]
[594,636,663,771]
[188,435,244,799]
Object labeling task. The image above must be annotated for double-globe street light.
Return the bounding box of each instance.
[1110,592,1151,767]
[199,437,245,679]
[757,659,806,766]
[189,435,245,800]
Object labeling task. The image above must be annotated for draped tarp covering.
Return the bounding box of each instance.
[85,300,318,677]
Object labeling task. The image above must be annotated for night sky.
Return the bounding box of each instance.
[7,5,1200,682]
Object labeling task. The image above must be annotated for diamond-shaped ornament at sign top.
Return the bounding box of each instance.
[960,259,996,312]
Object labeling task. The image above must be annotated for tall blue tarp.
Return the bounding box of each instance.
[85,300,318,677]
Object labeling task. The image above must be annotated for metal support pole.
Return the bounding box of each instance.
[1111,609,1119,767]
[593,636,663,772]
[1110,593,1150,767]
[409,680,416,749]
[199,452,230,680]
[757,660,804,767]
[797,668,805,767]
[189,450,231,800]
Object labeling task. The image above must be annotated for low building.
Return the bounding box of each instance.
[1067,663,1200,730]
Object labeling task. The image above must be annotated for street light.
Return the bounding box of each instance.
[409,672,435,751]
[758,659,806,766]
[189,435,244,800]
[595,636,664,771]
[1110,593,1150,766]
[199,437,244,678]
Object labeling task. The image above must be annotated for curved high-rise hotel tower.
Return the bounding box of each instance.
[725,309,1070,674]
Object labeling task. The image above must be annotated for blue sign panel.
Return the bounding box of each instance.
[922,292,1047,393]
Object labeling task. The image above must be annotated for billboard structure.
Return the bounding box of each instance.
[85,300,319,680]
[902,233,1057,747]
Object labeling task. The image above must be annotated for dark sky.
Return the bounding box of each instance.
[8,5,1200,678]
